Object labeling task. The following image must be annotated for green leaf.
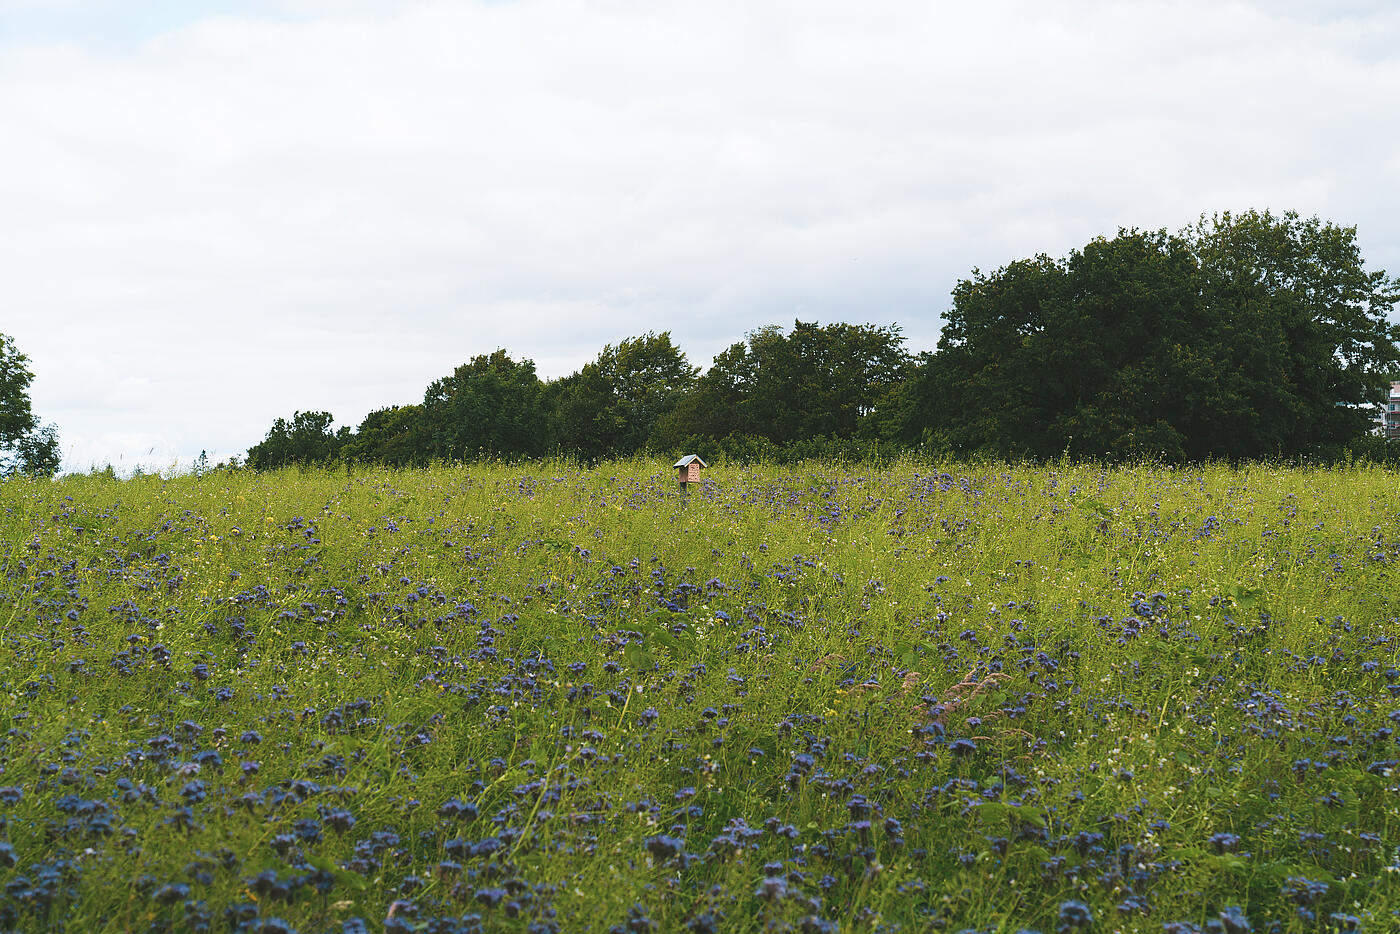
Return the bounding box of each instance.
[1223,584,1266,610]
[306,854,369,891]
[1208,854,1247,873]
[1079,497,1112,519]
[304,854,337,873]
[1013,805,1049,828]
[970,801,1010,823]
[1257,862,1335,884]
[1023,845,1052,864]
[623,642,653,671]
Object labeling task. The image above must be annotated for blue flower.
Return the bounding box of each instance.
[152,882,190,905]
[1057,899,1093,929]
[645,835,683,859]
[1216,905,1252,933]
[1208,832,1241,853]
[755,876,787,901]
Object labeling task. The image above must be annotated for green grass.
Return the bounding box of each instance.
[1,458,1399,933]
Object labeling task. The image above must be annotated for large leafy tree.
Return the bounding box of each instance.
[1194,210,1400,451]
[912,211,1400,460]
[546,332,697,459]
[655,320,909,448]
[0,333,61,477]
[246,411,348,469]
[341,405,429,467]
[746,321,911,443]
[651,340,753,449]
[422,350,546,460]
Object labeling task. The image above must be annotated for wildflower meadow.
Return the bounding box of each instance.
[1,459,1398,933]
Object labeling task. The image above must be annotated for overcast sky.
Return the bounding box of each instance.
[5,0,1399,472]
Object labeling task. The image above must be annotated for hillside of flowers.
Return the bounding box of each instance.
[2,459,1399,933]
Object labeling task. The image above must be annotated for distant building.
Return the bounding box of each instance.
[1380,381,1400,438]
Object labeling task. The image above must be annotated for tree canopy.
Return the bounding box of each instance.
[547,332,697,460]
[246,411,349,470]
[655,321,910,449]
[422,350,547,460]
[340,405,429,468]
[905,210,1400,460]
[0,334,60,477]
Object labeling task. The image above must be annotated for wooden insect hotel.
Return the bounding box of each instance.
[675,454,707,486]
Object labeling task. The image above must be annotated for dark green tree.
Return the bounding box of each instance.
[912,211,1400,460]
[0,333,61,477]
[1194,210,1400,451]
[547,332,698,458]
[654,321,909,449]
[342,405,429,467]
[896,254,1066,454]
[749,320,910,443]
[651,340,753,450]
[543,368,609,459]
[246,411,348,469]
[422,350,546,460]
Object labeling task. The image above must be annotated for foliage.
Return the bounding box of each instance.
[546,332,698,460]
[3,459,1400,932]
[1194,210,1400,448]
[245,411,349,470]
[242,211,1398,470]
[0,333,61,478]
[10,423,61,478]
[687,432,900,466]
[340,405,429,468]
[422,350,547,460]
[0,334,37,446]
[912,210,1400,460]
[655,321,910,450]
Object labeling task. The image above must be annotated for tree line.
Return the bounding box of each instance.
[245,325,913,470]
[246,210,1400,469]
[7,209,1391,477]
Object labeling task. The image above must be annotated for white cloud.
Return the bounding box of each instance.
[5,0,1400,471]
